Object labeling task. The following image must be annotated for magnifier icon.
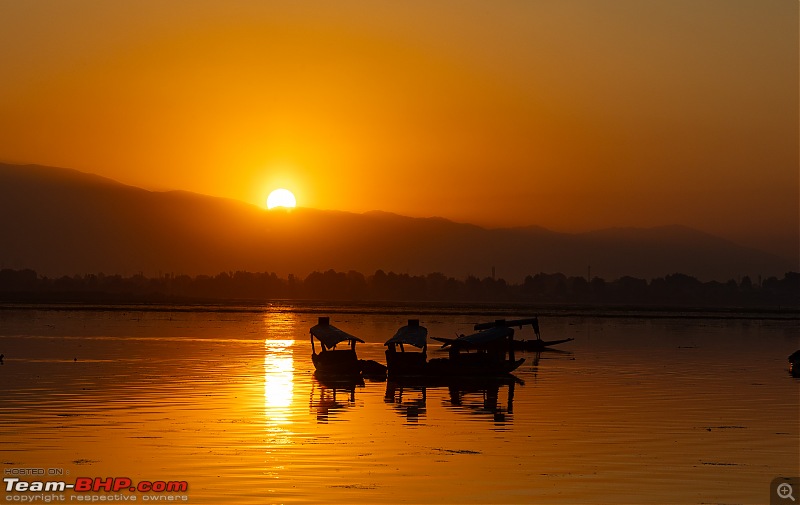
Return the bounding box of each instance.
[778,483,796,502]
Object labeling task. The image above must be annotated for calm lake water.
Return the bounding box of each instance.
[1,304,798,504]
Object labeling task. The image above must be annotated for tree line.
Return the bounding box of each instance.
[0,268,797,308]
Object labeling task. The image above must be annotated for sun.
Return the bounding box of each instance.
[267,188,297,210]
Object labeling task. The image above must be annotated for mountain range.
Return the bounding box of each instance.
[0,163,794,282]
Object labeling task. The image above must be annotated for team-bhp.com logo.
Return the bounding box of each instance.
[4,477,188,501]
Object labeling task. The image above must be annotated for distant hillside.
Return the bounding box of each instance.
[0,163,793,281]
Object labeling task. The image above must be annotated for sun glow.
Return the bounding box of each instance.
[264,339,294,426]
[267,188,297,209]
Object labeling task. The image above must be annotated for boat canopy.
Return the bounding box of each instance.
[474,317,539,336]
[385,319,427,348]
[449,326,514,349]
[310,320,364,348]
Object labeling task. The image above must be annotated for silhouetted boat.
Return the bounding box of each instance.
[789,350,800,378]
[473,317,574,351]
[429,326,525,376]
[385,320,523,378]
[310,316,386,378]
[384,319,428,377]
[513,337,575,351]
[309,316,361,377]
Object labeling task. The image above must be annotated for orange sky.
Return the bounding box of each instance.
[0,1,797,259]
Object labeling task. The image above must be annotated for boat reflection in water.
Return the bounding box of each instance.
[309,370,522,426]
[442,376,518,425]
[384,381,427,423]
[311,374,519,425]
[385,376,519,425]
[309,374,362,423]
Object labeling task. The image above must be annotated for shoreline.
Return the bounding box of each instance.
[1,299,797,320]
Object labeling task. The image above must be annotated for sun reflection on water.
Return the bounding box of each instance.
[262,311,300,428]
[263,338,295,422]
[263,344,294,462]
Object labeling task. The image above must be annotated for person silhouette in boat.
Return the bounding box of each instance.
[532,319,542,341]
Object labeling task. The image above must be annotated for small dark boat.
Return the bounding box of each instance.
[430,326,525,376]
[514,337,575,351]
[384,319,428,377]
[310,316,365,377]
[789,350,800,378]
[474,317,574,351]
[310,316,386,378]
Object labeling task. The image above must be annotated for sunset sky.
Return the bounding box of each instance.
[0,1,797,259]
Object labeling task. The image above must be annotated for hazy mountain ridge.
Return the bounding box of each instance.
[0,163,793,281]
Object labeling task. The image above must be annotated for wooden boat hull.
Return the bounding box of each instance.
[313,370,364,389]
[426,357,525,377]
[360,359,388,378]
[312,349,361,376]
[385,350,428,377]
[433,336,574,351]
[386,356,525,378]
[789,351,800,377]
[513,337,574,351]
[311,351,387,381]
